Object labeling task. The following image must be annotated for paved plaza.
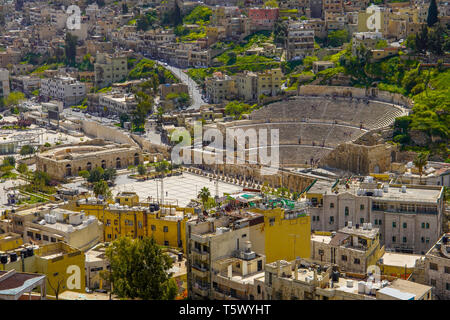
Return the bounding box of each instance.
[111,172,242,207]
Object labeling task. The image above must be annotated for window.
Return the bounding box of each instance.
[330,203,334,208]
[313,216,316,222]
[429,263,438,271]
[403,237,407,243]
[447,283,450,291]
[431,279,436,286]
[345,207,349,216]
[43,235,49,241]
[360,204,364,210]
[421,237,425,243]
[341,255,347,261]
[444,266,450,274]
[392,236,396,243]
[422,222,425,229]
[379,219,382,225]
[51,237,56,242]
[360,218,364,224]
[354,258,360,265]
[392,222,396,228]
[330,216,334,223]
[403,222,407,229]
[257,285,261,294]
[269,217,275,226]
[163,226,168,233]
[35,233,41,240]
[27,231,33,239]
[316,216,320,221]
[257,260,263,271]
[107,234,112,239]
[426,223,429,229]
[374,220,378,225]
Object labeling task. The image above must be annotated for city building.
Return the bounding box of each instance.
[0,68,10,99]
[98,91,137,115]
[94,53,128,88]
[306,177,445,254]
[205,72,236,104]
[256,68,283,97]
[36,141,142,180]
[286,22,315,61]
[310,225,384,273]
[40,76,86,107]
[1,242,86,298]
[424,233,450,300]
[248,8,280,31]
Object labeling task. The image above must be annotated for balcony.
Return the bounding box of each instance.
[192,264,209,278]
[192,282,209,297]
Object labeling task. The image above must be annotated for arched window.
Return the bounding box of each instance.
[345,207,349,216]
[116,157,121,169]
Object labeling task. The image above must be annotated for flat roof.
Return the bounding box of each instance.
[381,252,423,268]
[311,234,332,244]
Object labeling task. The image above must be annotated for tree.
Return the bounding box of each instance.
[264,0,279,7]
[4,92,25,107]
[119,113,129,127]
[102,168,117,183]
[415,25,429,53]
[93,180,112,199]
[78,170,90,179]
[428,25,444,55]
[273,19,288,46]
[137,164,146,176]
[198,187,211,210]
[19,145,35,156]
[413,152,429,184]
[65,33,78,66]
[105,237,176,300]
[17,163,28,175]
[88,167,104,183]
[327,29,349,47]
[427,0,439,27]
[3,156,15,167]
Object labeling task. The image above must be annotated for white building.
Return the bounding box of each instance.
[286,22,315,61]
[0,68,10,99]
[98,92,137,115]
[40,76,86,107]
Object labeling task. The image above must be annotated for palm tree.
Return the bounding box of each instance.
[198,187,211,211]
[413,152,429,184]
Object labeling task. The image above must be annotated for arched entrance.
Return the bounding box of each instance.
[65,164,72,177]
[116,157,121,169]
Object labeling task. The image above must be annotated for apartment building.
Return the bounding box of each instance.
[62,192,195,253]
[261,259,432,300]
[424,233,450,300]
[205,72,236,104]
[94,53,128,88]
[98,91,137,115]
[22,208,103,252]
[286,22,315,61]
[234,71,258,102]
[311,225,384,273]
[257,68,283,97]
[1,242,86,297]
[248,8,280,31]
[322,0,343,16]
[306,178,445,255]
[0,68,10,99]
[186,203,311,299]
[10,75,40,96]
[40,76,86,107]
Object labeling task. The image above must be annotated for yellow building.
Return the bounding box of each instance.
[2,242,86,297]
[0,232,23,252]
[251,207,311,263]
[257,68,282,98]
[63,193,195,253]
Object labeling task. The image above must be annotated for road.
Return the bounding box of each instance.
[155,61,206,110]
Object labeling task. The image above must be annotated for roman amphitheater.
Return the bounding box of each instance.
[204,86,410,177]
[36,139,143,180]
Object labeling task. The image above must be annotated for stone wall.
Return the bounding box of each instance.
[299,85,413,108]
[81,120,138,147]
[322,142,395,175]
[131,134,171,158]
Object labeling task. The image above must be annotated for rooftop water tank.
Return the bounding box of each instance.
[348,221,353,228]
[358,281,366,294]
[401,185,407,193]
[9,252,17,262]
[0,254,7,264]
[365,281,372,294]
